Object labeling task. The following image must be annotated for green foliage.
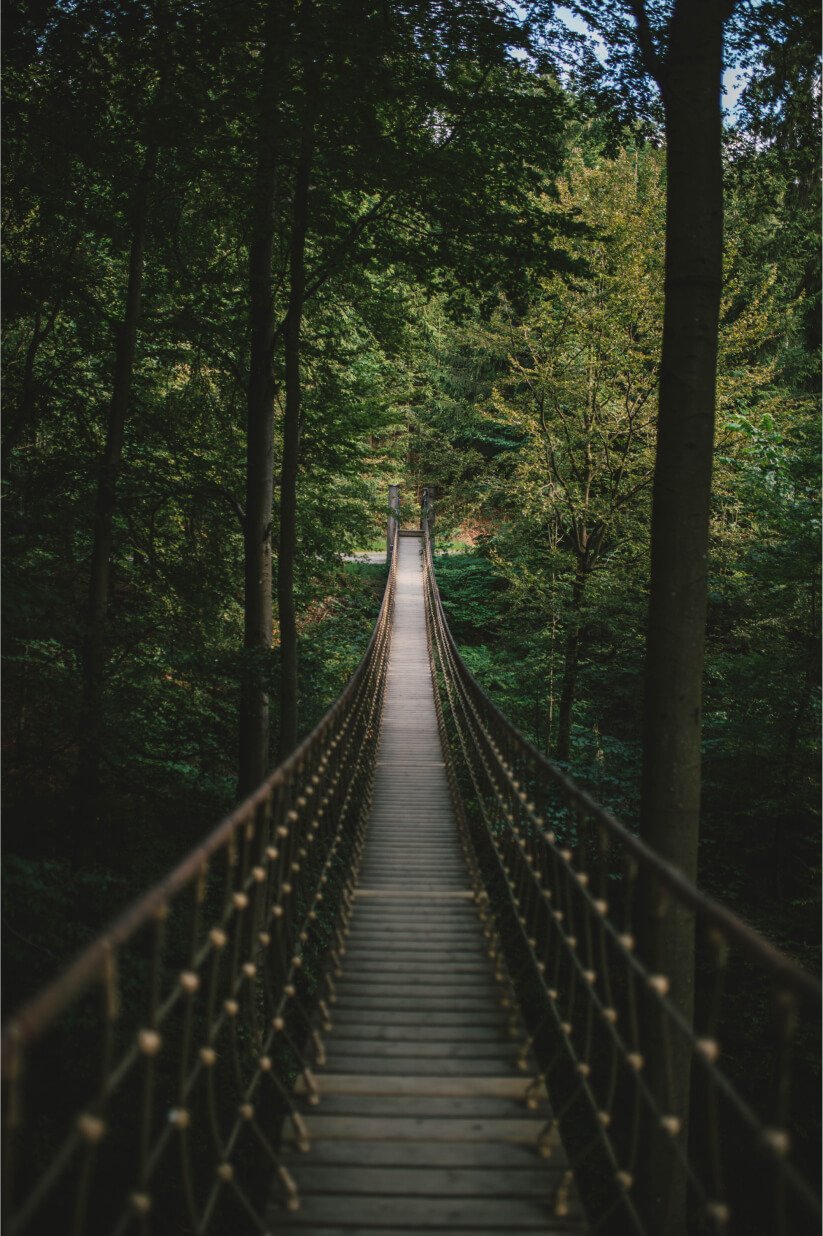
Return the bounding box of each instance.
[298,562,388,735]
[1,0,818,1013]
[418,130,820,968]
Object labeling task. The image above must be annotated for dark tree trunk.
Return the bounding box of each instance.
[76,139,159,825]
[554,562,587,762]
[387,484,400,559]
[238,2,283,798]
[636,3,726,1231]
[277,58,318,759]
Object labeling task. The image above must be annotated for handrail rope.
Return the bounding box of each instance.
[2,535,397,1063]
[423,563,647,1227]
[2,526,399,1235]
[421,536,538,1056]
[422,529,650,1230]
[422,523,819,1005]
[428,555,787,1147]
[414,489,815,1003]
[421,512,821,1236]
[430,561,815,1003]
[427,555,780,1227]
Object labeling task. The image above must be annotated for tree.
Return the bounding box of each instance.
[490,148,661,759]
[240,0,288,795]
[240,0,569,766]
[277,2,321,757]
[78,50,172,825]
[540,1,734,1227]
[630,6,730,1228]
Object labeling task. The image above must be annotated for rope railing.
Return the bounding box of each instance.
[1,527,399,1236]
[421,506,821,1236]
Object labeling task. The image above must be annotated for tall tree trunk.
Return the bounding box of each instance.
[76,139,159,825]
[554,562,587,762]
[277,57,318,758]
[546,517,559,753]
[239,2,283,798]
[637,3,725,1231]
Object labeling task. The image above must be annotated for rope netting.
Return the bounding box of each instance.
[1,531,398,1235]
[421,505,821,1236]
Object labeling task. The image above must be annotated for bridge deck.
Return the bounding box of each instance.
[271,534,584,1233]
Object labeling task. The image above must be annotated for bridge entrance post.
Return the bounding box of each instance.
[386,484,399,562]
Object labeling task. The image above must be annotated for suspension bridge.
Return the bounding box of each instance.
[2,495,820,1236]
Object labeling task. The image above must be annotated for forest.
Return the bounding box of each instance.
[1,0,820,1232]
[4,0,818,999]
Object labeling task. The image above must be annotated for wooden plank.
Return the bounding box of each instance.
[358,858,463,866]
[291,1098,550,1121]
[342,939,485,951]
[346,916,482,927]
[338,947,489,962]
[350,900,476,910]
[326,997,505,1014]
[350,884,470,893]
[341,927,488,941]
[340,939,488,953]
[334,969,500,987]
[350,892,475,901]
[294,1096,544,1120]
[348,900,477,909]
[348,907,478,916]
[335,962,493,977]
[337,956,492,971]
[357,866,465,873]
[324,1025,508,1044]
[340,944,490,958]
[332,965,493,981]
[323,1010,509,1028]
[270,1227,578,1236]
[338,934,486,944]
[333,987,503,1005]
[354,875,468,886]
[320,1040,519,1061]
[321,1057,522,1077]
[357,863,465,871]
[280,1139,546,1170]
[283,1164,562,1198]
[355,890,473,899]
[342,934,485,946]
[337,952,492,966]
[296,1074,546,1100]
[266,1192,573,1230]
[348,906,480,916]
[345,920,482,932]
[358,865,466,873]
[282,1115,548,1144]
[360,848,459,855]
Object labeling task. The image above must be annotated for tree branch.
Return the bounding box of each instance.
[626,0,666,86]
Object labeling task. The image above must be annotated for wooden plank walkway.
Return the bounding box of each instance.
[270,533,585,1233]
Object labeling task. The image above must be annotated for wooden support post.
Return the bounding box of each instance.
[387,484,399,562]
